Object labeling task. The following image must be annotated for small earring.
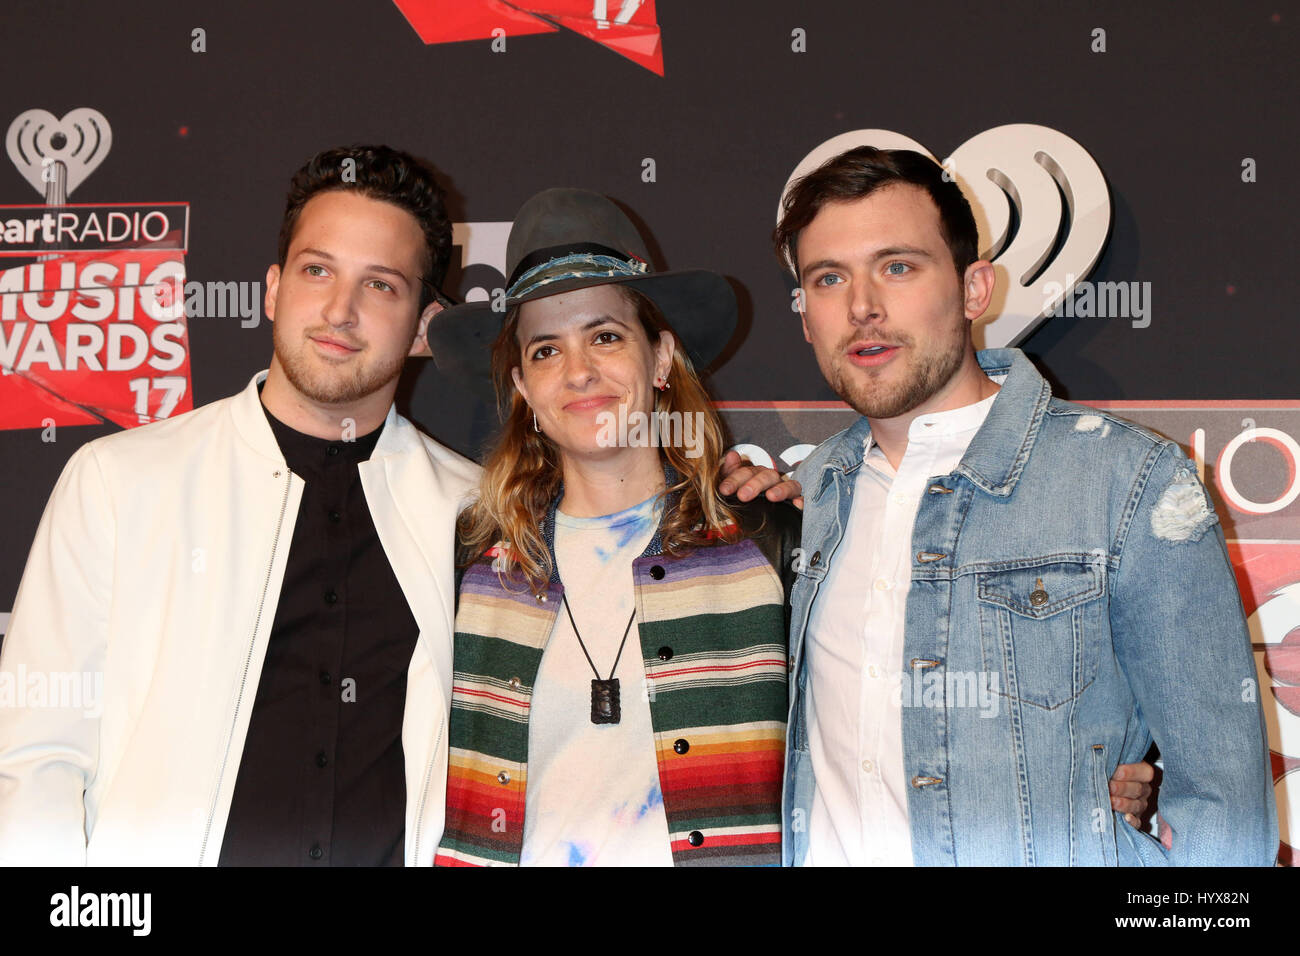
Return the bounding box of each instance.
[657,375,671,391]
[533,410,541,433]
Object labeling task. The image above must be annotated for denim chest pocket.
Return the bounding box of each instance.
[975,560,1106,710]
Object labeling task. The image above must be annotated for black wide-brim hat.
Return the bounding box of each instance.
[426,187,737,379]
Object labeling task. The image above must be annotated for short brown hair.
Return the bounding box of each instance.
[278,144,452,311]
[774,146,979,280]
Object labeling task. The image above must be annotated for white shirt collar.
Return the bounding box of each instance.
[863,374,1005,460]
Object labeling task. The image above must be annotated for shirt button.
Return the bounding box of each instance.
[509,676,522,690]
[874,578,892,591]
[862,759,874,773]
[327,445,340,457]
[649,565,665,580]
[324,589,338,605]
[308,844,323,860]
[657,646,673,661]
[536,593,547,603]
[328,510,341,523]
[673,738,690,755]
[687,831,704,847]
[868,665,878,678]
[497,771,511,785]
[319,671,331,685]
[315,751,328,768]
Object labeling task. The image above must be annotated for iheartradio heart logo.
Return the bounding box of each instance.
[780,125,1112,349]
[6,108,112,199]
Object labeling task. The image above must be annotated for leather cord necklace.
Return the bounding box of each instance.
[561,596,636,725]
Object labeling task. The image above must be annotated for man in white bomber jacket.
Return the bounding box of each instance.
[0,145,481,866]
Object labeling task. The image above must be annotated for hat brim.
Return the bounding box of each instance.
[426,269,737,381]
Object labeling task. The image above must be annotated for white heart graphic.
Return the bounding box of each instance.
[779,124,1111,348]
[6,107,112,199]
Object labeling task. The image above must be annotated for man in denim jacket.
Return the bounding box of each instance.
[775,145,1276,866]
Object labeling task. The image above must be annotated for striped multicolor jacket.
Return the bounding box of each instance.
[436,499,798,866]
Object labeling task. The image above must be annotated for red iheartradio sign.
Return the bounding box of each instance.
[0,242,192,430]
[392,0,665,75]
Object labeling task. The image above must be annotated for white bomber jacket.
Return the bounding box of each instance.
[0,371,481,865]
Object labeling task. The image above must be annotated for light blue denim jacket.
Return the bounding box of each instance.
[783,348,1277,866]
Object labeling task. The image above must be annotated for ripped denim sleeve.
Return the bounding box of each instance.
[1150,466,1218,543]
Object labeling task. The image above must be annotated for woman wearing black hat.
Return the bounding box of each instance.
[428,188,798,866]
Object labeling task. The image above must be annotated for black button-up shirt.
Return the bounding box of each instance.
[219,400,419,866]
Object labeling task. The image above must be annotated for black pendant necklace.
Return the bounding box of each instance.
[561,596,637,725]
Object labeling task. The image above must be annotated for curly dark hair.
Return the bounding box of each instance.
[278,144,453,311]
[774,146,979,282]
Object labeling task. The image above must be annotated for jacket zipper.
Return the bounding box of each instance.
[197,468,293,865]
[410,709,447,865]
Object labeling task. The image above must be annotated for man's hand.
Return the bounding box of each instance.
[718,450,804,509]
[1108,760,1156,829]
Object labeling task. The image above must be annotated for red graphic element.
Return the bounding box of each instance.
[1229,541,1299,866]
[1230,541,1299,624]
[392,0,664,75]
[0,249,192,429]
[1274,751,1300,866]
[1233,540,1300,721]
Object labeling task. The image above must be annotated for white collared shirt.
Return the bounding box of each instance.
[805,387,1000,867]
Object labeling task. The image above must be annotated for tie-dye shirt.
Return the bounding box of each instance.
[518,494,674,867]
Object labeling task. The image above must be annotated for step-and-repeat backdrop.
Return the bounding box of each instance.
[0,1,1295,865]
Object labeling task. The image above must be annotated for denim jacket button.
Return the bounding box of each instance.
[1029,577,1049,606]
[809,551,821,567]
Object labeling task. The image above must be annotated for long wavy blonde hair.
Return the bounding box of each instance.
[457,283,740,593]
